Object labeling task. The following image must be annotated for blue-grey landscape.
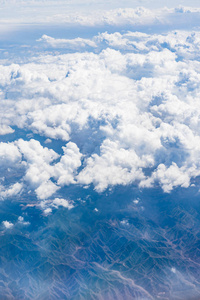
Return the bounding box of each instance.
[1,1,200,299]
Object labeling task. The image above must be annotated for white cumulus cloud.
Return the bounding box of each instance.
[1,28,200,194]
[2,220,14,229]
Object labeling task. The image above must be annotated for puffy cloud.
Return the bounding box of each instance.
[40,197,74,215]
[2,217,30,229]
[0,182,23,198]
[52,198,74,209]
[2,28,200,194]
[96,30,200,61]
[0,142,22,166]
[27,106,71,141]
[77,139,147,192]
[140,163,191,192]
[0,125,14,135]
[16,139,59,165]
[2,139,82,199]
[2,220,14,229]
[17,216,30,226]
[35,181,59,200]
[53,142,82,185]
[43,207,52,215]
[15,139,59,199]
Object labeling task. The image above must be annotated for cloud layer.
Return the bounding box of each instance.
[1,28,200,198]
[1,5,200,31]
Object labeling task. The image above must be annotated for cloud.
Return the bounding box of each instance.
[140,163,191,192]
[43,207,52,215]
[2,217,30,229]
[0,125,14,135]
[37,35,97,50]
[1,4,200,39]
[77,139,147,192]
[0,5,200,32]
[52,198,74,209]
[2,220,14,229]
[53,142,82,186]
[0,142,22,166]
[3,139,82,200]
[16,138,58,164]
[35,181,59,200]
[15,139,59,199]
[0,182,23,199]
[40,197,74,215]
[1,29,200,194]
[18,216,30,225]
